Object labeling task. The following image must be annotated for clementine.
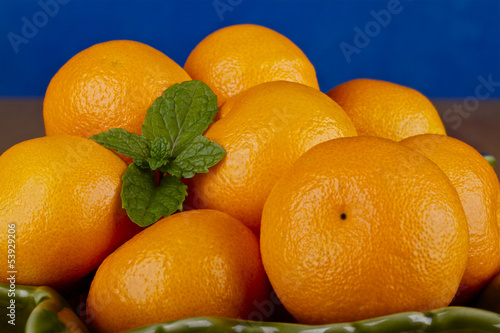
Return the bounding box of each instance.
[86,209,268,333]
[260,136,469,324]
[184,24,319,106]
[327,78,446,141]
[400,134,500,303]
[44,40,191,139]
[187,81,357,232]
[0,135,140,289]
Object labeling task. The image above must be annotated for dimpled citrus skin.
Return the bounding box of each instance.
[327,78,446,141]
[86,209,268,333]
[0,135,141,289]
[44,40,191,138]
[400,134,500,303]
[184,24,319,106]
[260,136,469,324]
[497,181,500,233]
[188,81,357,232]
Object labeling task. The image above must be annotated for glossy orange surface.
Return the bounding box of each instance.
[43,40,191,139]
[187,81,357,232]
[401,134,500,303]
[327,78,447,141]
[0,135,140,289]
[184,24,319,106]
[260,136,469,324]
[86,209,268,333]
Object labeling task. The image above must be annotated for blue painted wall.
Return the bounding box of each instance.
[1,0,499,98]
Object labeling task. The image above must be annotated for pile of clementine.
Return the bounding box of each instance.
[0,23,498,332]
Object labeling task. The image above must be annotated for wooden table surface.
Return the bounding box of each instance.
[0,99,498,179]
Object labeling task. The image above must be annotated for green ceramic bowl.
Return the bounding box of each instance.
[0,283,89,333]
[126,308,500,332]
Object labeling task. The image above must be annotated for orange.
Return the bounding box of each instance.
[0,135,140,290]
[400,134,500,303]
[497,180,500,234]
[86,209,268,333]
[44,40,191,139]
[327,78,446,141]
[260,136,469,324]
[184,24,319,106]
[187,81,357,232]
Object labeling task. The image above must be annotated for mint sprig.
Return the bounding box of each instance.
[90,80,226,227]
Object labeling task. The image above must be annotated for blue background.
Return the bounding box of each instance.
[1,0,499,98]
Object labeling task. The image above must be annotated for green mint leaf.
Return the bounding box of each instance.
[91,81,225,227]
[121,163,187,227]
[90,128,151,167]
[142,80,218,157]
[121,163,158,226]
[165,136,226,179]
[147,136,172,170]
